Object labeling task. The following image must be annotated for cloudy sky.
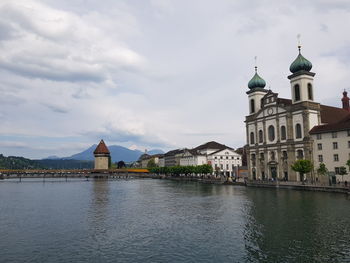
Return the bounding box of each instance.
[0,0,350,159]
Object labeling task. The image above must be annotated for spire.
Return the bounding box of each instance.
[94,139,110,155]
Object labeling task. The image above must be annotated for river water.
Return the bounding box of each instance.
[0,178,349,263]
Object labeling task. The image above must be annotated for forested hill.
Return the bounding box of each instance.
[0,154,43,169]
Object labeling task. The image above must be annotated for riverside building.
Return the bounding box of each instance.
[245,45,350,182]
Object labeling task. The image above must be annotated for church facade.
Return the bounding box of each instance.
[245,46,350,182]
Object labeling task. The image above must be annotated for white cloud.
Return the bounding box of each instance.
[0,0,350,158]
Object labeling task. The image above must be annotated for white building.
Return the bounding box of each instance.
[245,45,350,182]
[179,141,242,177]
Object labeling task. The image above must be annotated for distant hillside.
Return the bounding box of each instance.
[36,159,94,170]
[0,154,43,169]
[47,145,164,163]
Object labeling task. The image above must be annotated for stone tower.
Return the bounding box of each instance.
[94,139,111,170]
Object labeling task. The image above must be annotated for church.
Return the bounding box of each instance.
[245,45,350,182]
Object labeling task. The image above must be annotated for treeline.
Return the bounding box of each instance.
[0,154,43,169]
[36,159,94,170]
[149,164,213,176]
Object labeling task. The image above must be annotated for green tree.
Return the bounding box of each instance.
[346,160,350,173]
[317,163,328,176]
[291,159,313,182]
[147,158,157,168]
[339,166,347,182]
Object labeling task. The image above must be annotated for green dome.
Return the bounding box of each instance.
[248,68,266,89]
[289,49,312,73]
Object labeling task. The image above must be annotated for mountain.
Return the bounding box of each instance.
[47,145,164,163]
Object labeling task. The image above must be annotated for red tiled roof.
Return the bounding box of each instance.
[93,140,110,154]
[320,104,350,124]
[310,115,350,134]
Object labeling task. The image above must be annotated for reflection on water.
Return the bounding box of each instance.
[244,189,350,262]
[0,179,349,263]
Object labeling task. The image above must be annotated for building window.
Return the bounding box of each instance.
[332,132,337,138]
[295,124,302,139]
[294,84,300,101]
[220,164,223,169]
[333,142,338,149]
[268,125,275,141]
[281,126,286,140]
[307,83,313,100]
[317,143,322,150]
[282,151,288,160]
[318,155,323,162]
[226,164,229,170]
[250,132,255,145]
[258,130,263,143]
[250,99,255,113]
[348,130,350,136]
[348,141,350,148]
[259,152,264,160]
[297,150,304,159]
[334,154,339,162]
[316,134,322,140]
[335,167,340,174]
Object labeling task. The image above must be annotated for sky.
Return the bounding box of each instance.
[0,0,350,159]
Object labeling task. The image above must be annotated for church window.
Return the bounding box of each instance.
[294,84,300,101]
[297,150,304,159]
[250,132,255,145]
[268,125,275,141]
[307,83,313,100]
[258,130,263,143]
[281,126,286,140]
[295,124,302,139]
[250,99,255,113]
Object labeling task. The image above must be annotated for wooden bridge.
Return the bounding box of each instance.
[0,168,150,180]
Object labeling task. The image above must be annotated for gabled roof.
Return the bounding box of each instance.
[194,141,232,151]
[164,148,186,156]
[93,140,110,155]
[208,148,239,156]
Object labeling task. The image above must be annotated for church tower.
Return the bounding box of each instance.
[246,65,268,114]
[288,45,315,103]
[94,139,111,170]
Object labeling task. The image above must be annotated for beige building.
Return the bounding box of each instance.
[245,46,350,182]
[94,140,111,170]
[310,93,350,182]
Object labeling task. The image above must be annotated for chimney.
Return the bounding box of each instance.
[342,90,350,111]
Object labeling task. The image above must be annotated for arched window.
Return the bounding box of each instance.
[258,130,263,143]
[250,132,255,144]
[268,125,275,141]
[297,150,304,159]
[295,123,302,139]
[281,126,286,140]
[294,84,300,101]
[307,83,313,100]
[250,99,255,113]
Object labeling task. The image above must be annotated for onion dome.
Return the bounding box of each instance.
[289,46,312,73]
[248,66,266,89]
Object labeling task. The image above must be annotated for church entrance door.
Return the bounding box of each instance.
[270,167,277,180]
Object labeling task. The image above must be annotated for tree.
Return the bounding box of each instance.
[317,163,328,176]
[117,161,126,169]
[147,158,157,168]
[346,160,350,172]
[291,159,313,183]
[339,166,347,182]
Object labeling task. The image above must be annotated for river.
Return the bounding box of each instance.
[0,178,349,262]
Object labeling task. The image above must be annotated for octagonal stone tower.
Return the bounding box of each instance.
[94,139,111,170]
